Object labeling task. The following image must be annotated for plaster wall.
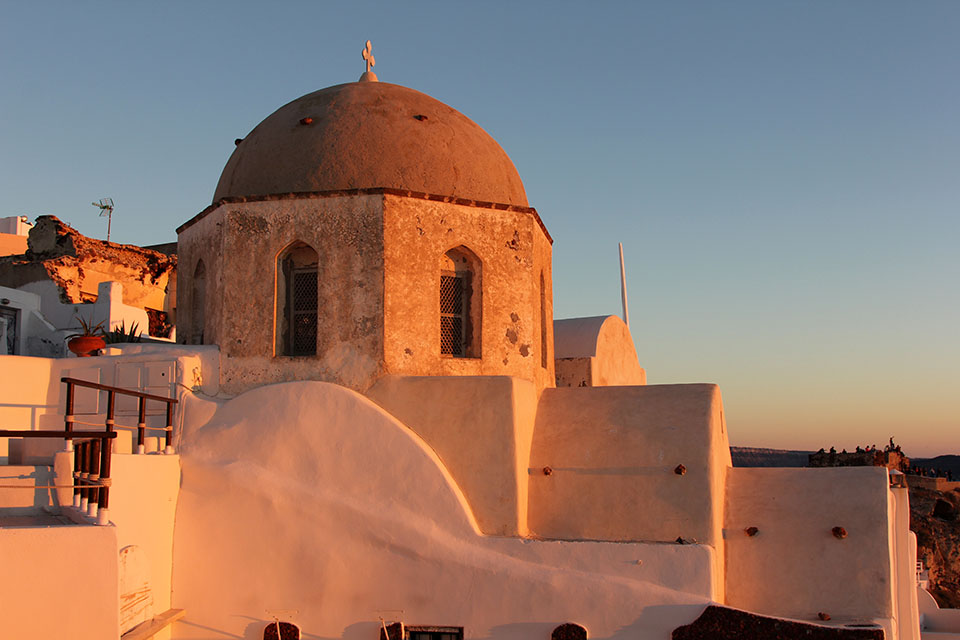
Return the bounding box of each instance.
[108,452,181,632]
[0,232,27,256]
[366,375,538,536]
[0,346,213,459]
[171,381,717,640]
[554,356,593,388]
[17,279,163,339]
[175,205,225,348]
[0,463,55,511]
[724,466,895,621]
[177,195,385,394]
[528,384,729,549]
[0,215,33,236]
[891,486,921,640]
[0,216,176,318]
[553,316,645,387]
[382,195,554,392]
[0,284,63,356]
[0,524,119,639]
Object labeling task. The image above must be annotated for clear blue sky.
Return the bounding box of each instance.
[2,1,957,456]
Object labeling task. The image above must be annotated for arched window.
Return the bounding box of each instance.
[276,242,318,356]
[440,246,481,358]
[540,271,547,368]
[190,260,206,345]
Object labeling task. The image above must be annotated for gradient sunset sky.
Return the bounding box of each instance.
[1,2,956,456]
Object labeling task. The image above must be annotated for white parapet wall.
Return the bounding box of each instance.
[0,343,218,461]
[724,466,905,629]
[170,381,718,640]
[0,524,119,639]
[366,375,539,537]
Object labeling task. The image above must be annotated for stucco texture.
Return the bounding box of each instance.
[0,525,119,639]
[382,194,554,392]
[177,191,554,395]
[213,82,528,208]
[367,375,538,536]
[528,384,730,548]
[171,381,717,640]
[724,466,895,621]
[177,194,385,394]
[553,315,645,387]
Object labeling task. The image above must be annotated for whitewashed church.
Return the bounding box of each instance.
[0,45,953,640]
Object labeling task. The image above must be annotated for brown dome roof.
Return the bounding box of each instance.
[213,81,528,207]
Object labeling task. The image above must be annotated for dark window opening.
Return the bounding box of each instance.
[289,267,318,356]
[1,305,19,355]
[440,273,466,356]
[263,620,300,640]
[277,242,318,356]
[539,271,547,368]
[440,246,480,358]
[190,260,206,345]
[381,623,463,640]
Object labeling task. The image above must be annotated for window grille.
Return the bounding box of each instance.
[440,274,465,356]
[290,268,317,356]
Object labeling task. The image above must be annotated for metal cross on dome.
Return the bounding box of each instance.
[362,40,375,73]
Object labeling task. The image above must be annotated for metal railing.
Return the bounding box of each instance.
[0,376,178,525]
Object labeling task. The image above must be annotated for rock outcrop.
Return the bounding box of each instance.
[909,484,960,607]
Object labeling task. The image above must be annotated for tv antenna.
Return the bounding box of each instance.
[91,198,115,242]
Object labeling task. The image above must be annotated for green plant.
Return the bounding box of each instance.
[104,321,142,344]
[66,315,106,340]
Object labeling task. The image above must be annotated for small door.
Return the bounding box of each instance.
[0,305,18,355]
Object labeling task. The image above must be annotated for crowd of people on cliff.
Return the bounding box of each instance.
[812,437,953,480]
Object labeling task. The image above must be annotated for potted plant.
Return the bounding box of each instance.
[66,316,106,357]
[104,321,141,345]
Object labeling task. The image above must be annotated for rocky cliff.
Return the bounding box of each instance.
[909,484,960,607]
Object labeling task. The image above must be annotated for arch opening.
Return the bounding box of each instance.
[190,259,206,345]
[440,246,481,358]
[276,241,318,356]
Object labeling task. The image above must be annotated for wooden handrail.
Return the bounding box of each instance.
[0,429,117,439]
[60,377,179,405]
[0,378,179,525]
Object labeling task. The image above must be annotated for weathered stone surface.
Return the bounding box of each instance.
[179,190,554,395]
[672,606,884,640]
[213,82,528,208]
[0,216,176,313]
[910,484,960,606]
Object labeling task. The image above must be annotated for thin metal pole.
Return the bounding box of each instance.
[619,242,630,328]
[137,397,146,454]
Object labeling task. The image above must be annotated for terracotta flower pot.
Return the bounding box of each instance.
[68,335,106,357]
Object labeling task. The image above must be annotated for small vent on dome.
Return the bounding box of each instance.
[413,114,428,121]
[299,117,314,126]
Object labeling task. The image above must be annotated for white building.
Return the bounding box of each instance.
[0,61,955,640]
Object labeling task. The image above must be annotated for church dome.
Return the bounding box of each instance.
[214,81,528,207]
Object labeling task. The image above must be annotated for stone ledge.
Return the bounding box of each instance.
[178,188,552,243]
[672,606,884,640]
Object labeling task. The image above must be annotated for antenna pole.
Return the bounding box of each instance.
[106,210,112,243]
[619,242,629,328]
